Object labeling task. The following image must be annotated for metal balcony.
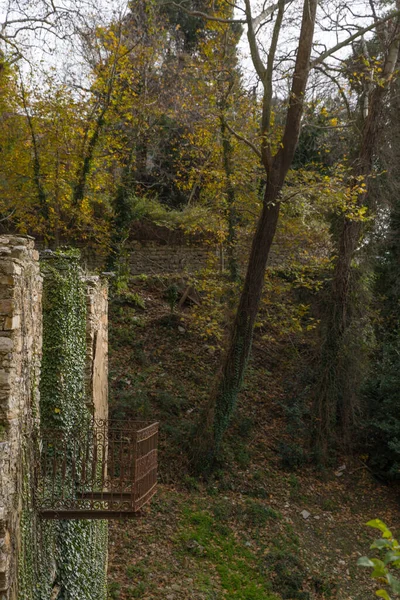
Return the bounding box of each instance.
[34,419,158,519]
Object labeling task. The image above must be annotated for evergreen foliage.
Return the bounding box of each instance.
[365,198,400,478]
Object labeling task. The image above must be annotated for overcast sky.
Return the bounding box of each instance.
[0,0,390,92]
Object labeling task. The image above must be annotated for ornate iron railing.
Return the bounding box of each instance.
[34,420,158,519]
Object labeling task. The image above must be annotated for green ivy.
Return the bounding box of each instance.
[18,437,55,600]
[40,251,88,433]
[56,520,108,600]
[18,250,108,600]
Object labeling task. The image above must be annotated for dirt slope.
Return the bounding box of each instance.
[107,276,400,600]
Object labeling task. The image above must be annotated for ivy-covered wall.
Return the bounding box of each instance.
[17,250,108,600]
[39,251,108,600]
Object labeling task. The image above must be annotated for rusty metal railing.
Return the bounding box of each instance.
[34,419,158,519]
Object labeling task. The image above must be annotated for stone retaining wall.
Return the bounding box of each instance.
[127,241,217,276]
[0,240,110,600]
[0,237,42,600]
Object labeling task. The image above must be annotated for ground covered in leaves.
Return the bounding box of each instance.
[107,274,400,600]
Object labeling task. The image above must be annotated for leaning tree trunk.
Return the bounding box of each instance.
[312,22,400,461]
[191,177,281,471]
[190,0,318,474]
[220,115,239,282]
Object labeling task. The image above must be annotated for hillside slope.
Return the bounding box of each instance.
[107,274,400,600]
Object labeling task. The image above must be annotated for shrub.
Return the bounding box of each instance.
[358,519,400,600]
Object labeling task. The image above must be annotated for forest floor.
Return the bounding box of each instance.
[106,273,400,600]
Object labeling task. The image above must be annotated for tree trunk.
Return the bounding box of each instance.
[220,115,239,282]
[19,78,50,234]
[190,0,318,473]
[72,110,106,208]
[190,173,281,472]
[312,216,363,460]
[135,129,148,189]
[106,147,136,270]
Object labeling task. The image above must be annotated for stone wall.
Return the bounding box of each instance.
[85,277,108,422]
[82,238,318,278]
[0,237,42,600]
[0,242,111,600]
[127,241,217,276]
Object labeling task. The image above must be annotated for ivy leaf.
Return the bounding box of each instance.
[367,520,393,539]
[387,574,400,594]
[358,557,375,568]
[384,551,400,566]
[372,540,393,550]
[371,559,387,579]
[376,590,391,600]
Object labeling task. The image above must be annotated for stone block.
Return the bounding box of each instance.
[11,237,31,245]
[0,371,10,388]
[0,264,21,276]
[11,246,28,259]
[0,301,14,316]
[0,551,8,591]
[0,509,5,536]
[3,316,20,331]
[0,339,12,353]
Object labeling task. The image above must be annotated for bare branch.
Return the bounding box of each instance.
[244,0,266,80]
[224,120,262,160]
[311,10,400,67]
[314,65,352,120]
[252,0,292,29]
[163,1,245,23]
[0,209,16,223]
[261,0,285,167]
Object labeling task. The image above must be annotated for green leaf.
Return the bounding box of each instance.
[387,574,400,594]
[372,540,393,550]
[384,551,400,566]
[358,557,375,567]
[367,520,393,539]
[376,590,391,600]
[371,559,388,579]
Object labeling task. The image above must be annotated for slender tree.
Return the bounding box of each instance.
[191,0,319,471]
[188,0,400,472]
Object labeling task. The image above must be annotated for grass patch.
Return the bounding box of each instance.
[244,500,281,526]
[108,581,121,599]
[178,505,277,600]
[321,498,340,512]
[126,582,147,598]
[262,528,308,600]
[113,290,146,310]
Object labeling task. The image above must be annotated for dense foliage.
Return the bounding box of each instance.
[2,0,400,481]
